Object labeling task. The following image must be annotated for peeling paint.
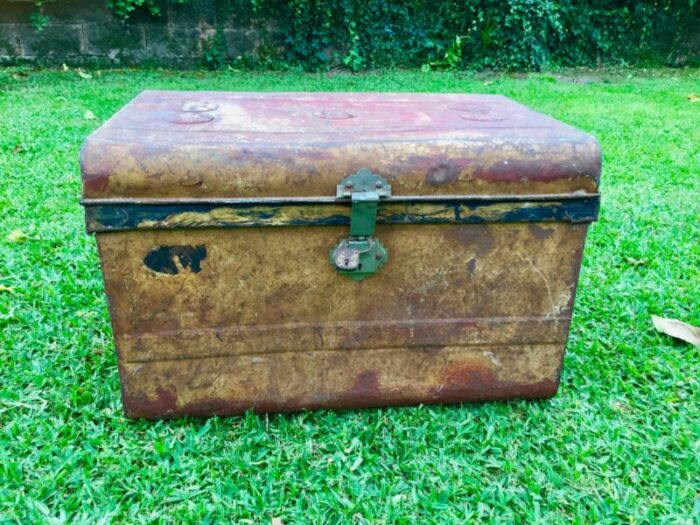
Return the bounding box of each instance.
[143,245,207,275]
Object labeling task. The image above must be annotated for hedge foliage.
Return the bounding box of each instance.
[32,0,700,70]
[248,0,699,71]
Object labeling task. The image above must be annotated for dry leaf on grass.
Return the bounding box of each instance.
[652,315,700,346]
[77,68,92,80]
[6,229,33,242]
[0,284,15,294]
[688,93,699,103]
[625,256,646,266]
[84,110,97,120]
[271,518,285,525]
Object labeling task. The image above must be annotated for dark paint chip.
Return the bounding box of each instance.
[144,245,207,275]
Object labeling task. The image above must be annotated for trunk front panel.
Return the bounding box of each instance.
[97,222,587,418]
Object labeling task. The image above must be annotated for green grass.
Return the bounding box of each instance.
[1,67,699,524]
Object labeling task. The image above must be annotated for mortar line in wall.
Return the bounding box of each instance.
[16,23,24,57]
[80,23,87,55]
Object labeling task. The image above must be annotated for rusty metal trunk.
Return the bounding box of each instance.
[81,91,600,419]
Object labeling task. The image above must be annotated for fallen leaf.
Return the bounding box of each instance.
[12,144,25,154]
[271,519,284,525]
[77,68,92,80]
[624,256,645,266]
[6,229,32,242]
[62,63,70,72]
[652,315,700,346]
[56,96,67,102]
[688,93,699,103]
[84,110,97,120]
[0,284,15,294]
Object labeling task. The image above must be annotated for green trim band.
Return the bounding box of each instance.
[82,193,599,233]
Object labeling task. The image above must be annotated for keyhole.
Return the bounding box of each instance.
[344,258,350,267]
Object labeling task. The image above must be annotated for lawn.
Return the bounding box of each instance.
[0,67,699,524]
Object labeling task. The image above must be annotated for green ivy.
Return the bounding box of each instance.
[30,0,50,31]
[251,0,699,71]
[27,0,700,69]
[107,0,164,20]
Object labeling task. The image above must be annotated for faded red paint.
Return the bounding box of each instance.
[81,91,601,200]
[82,172,110,193]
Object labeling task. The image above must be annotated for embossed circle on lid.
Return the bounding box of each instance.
[165,112,216,124]
[447,103,506,121]
[181,101,219,112]
[314,108,356,120]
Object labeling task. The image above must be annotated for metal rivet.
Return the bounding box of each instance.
[375,181,383,188]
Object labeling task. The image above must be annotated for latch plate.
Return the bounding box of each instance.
[330,169,390,281]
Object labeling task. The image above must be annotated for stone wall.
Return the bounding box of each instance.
[0,0,260,67]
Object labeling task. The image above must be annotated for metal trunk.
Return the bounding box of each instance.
[81,91,601,419]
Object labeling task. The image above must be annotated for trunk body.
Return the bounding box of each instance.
[81,91,601,418]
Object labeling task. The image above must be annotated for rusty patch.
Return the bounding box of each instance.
[447,225,494,257]
[122,386,177,419]
[426,163,459,186]
[126,378,561,419]
[349,370,381,397]
[528,223,555,240]
[429,377,560,403]
[442,361,496,387]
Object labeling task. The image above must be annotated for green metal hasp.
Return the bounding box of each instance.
[330,169,391,281]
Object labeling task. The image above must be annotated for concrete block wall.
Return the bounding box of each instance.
[0,0,259,67]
